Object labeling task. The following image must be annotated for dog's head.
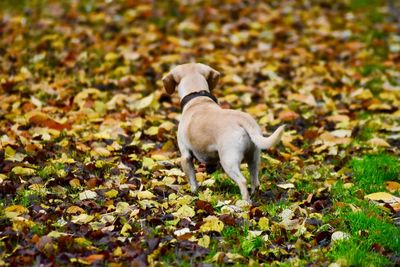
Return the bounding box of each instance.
[162,63,220,95]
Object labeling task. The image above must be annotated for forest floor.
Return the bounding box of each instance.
[1,0,400,266]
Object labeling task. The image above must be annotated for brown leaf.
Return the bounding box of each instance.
[81,254,105,264]
[386,181,400,193]
[278,110,299,121]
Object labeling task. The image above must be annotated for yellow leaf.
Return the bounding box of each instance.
[12,217,34,232]
[142,157,156,170]
[365,192,400,204]
[52,153,76,164]
[198,235,210,248]
[69,179,81,188]
[136,190,156,200]
[5,205,29,219]
[173,205,195,219]
[71,214,94,224]
[226,253,246,262]
[258,217,270,231]
[47,231,70,238]
[200,216,224,233]
[120,223,132,236]
[162,176,176,185]
[92,147,111,157]
[163,168,185,177]
[105,189,119,199]
[144,126,159,136]
[11,166,35,176]
[73,88,105,109]
[159,121,175,131]
[66,206,85,214]
[130,117,144,131]
[105,52,119,61]
[5,147,15,160]
[113,246,123,257]
[128,93,155,111]
[116,202,131,213]
[177,195,194,206]
[75,237,92,247]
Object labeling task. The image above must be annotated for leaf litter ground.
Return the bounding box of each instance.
[0,0,400,266]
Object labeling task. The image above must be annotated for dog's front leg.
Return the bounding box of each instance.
[180,152,199,193]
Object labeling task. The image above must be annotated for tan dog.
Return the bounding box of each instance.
[163,63,284,203]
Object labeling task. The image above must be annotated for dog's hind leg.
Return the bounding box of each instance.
[219,152,250,203]
[247,147,260,194]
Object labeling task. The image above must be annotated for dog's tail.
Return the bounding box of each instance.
[241,122,285,150]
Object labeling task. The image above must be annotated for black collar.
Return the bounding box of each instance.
[180,90,218,110]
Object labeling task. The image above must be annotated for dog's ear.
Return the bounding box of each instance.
[162,72,177,95]
[206,67,220,91]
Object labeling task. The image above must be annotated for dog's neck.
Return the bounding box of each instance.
[178,74,209,99]
[180,90,218,110]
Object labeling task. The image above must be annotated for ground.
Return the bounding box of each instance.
[0,0,400,266]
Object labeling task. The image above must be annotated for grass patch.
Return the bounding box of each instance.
[37,163,66,180]
[330,237,391,266]
[261,199,290,217]
[351,154,400,193]
[328,153,400,265]
[329,211,399,266]
[222,225,263,257]
[15,188,45,207]
[212,171,241,196]
[360,63,385,77]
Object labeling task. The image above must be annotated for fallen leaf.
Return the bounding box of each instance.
[386,181,400,193]
[278,110,299,121]
[200,216,224,233]
[66,206,85,214]
[11,166,35,176]
[79,190,98,200]
[71,214,95,224]
[136,190,156,200]
[198,235,210,248]
[365,192,400,204]
[173,205,195,218]
[331,231,350,242]
[80,254,105,265]
[4,205,29,218]
[277,183,295,189]
[367,137,390,147]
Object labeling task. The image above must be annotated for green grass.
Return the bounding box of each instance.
[221,225,263,257]
[261,199,290,217]
[328,153,400,266]
[37,163,66,180]
[240,235,263,257]
[330,237,391,266]
[329,211,399,266]
[212,171,241,196]
[351,154,400,193]
[15,189,43,207]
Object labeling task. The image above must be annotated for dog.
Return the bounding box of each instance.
[162,63,285,203]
